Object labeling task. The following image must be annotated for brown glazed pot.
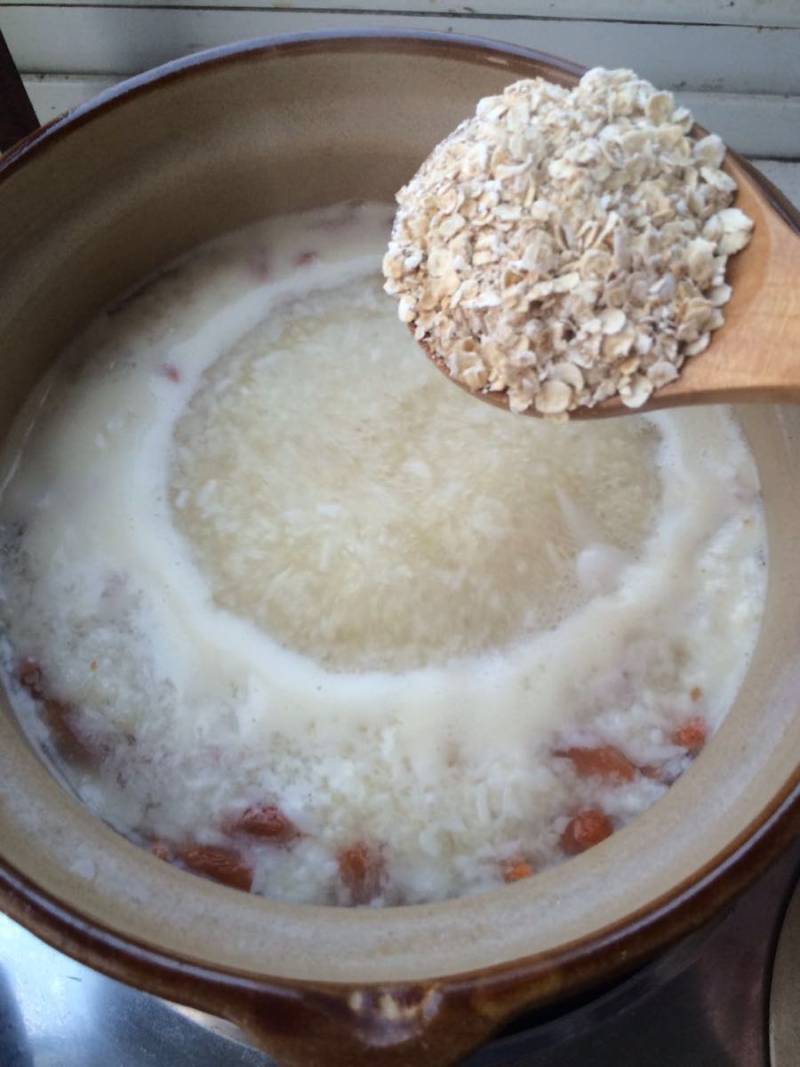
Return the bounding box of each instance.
[1,31,800,1067]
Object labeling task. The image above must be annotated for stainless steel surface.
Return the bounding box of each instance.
[1,843,798,1066]
[0,919,268,1067]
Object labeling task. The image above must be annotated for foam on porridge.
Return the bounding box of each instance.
[0,202,766,905]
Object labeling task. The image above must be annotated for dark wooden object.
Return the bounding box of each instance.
[0,30,39,152]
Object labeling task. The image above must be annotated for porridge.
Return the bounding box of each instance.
[0,202,766,905]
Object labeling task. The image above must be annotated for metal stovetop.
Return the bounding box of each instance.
[1,842,799,1067]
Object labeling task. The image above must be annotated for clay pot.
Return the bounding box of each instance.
[1,31,798,1066]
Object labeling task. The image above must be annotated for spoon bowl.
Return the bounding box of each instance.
[418,133,800,418]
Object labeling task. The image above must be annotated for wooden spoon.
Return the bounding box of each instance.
[420,152,800,419]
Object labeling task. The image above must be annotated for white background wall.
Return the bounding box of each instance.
[2,0,798,195]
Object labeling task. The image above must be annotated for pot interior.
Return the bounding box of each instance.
[0,35,798,988]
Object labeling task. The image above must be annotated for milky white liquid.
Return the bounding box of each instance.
[0,202,767,905]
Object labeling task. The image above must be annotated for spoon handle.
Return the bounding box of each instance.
[632,156,800,414]
[709,185,800,402]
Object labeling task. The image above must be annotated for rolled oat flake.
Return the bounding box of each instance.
[383,68,754,419]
